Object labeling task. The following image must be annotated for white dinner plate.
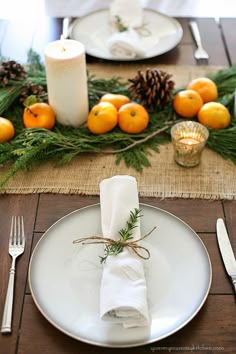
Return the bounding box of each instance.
[69,9,183,60]
[29,203,212,348]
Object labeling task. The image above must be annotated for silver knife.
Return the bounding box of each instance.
[62,17,72,39]
[216,218,236,293]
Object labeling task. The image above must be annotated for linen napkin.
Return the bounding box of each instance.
[99,175,149,328]
[107,0,145,59]
[109,0,143,28]
[107,28,145,59]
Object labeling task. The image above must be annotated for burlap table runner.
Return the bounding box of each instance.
[1,64,235,199]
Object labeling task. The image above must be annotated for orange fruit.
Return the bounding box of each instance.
[118,102,149,134]
[23,102,55,130]
[187,77,218,103]
[198,102,231,129]
[173,89,203,118]
[87,101,118,134]
[0,117,15,143]
[100,93,130,110]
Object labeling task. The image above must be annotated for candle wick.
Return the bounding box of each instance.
[60,34,66,52]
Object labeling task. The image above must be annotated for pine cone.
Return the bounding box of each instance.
[128,69,175,110]
[20,83,46,103]
[0,60,27,87]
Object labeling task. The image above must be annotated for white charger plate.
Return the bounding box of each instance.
[69,9,183,60]
[28,203,212,348]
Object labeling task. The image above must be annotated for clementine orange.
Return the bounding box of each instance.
[0,117,15,143]
[23,102,55,130]
[118,102,149,134]
[173,89,203,118]
[187,77,218,103]
[100,93,130,110]
[87,101,118,134]
[198,102,231,129]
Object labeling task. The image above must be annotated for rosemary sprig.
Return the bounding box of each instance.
[100,208,142,264]
[114,15,128,32]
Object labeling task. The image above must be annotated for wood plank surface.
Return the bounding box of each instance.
[36,195,224,233]
[193,18,228,65]
[220,18,236,65]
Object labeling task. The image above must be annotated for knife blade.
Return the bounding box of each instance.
[216,218,236,293]
[62,17,72,39]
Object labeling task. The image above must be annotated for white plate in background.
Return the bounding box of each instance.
[70,9,183,60]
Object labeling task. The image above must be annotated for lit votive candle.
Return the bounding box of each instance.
[170,121,209,167]
[44,38,88,127]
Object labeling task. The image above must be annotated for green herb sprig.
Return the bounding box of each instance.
[100,208,142,264]
[114,15,128,32]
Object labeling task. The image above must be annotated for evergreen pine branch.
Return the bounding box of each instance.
[0,85,23,115]
[207,126,236,163]
[0,144,46,189]
[114,132,169,171]
[208,64,236,96]
[0,126,166,186]
[27,48,45,74]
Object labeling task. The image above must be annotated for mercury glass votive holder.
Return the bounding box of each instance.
[170,121,209,167]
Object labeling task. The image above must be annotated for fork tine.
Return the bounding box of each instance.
[13,216,17,246]
[196,58,208,66]
[9,216,16,246]
[17,216,20,246]
[20,216,25,246]
[189,21,209,63]
[9,217,13,246]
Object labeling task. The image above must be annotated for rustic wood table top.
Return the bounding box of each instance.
[0,13,236,354]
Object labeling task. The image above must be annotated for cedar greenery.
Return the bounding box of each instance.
[0,50,236,188]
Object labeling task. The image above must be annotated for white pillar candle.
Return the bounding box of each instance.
[44,39,88,127]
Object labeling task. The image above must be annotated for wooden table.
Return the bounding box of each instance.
[0,14,236,354]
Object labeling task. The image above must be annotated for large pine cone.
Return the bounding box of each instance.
[128,69,175,110]
[0,60,27,87]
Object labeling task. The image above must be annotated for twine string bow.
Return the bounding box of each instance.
[73,226,156,260]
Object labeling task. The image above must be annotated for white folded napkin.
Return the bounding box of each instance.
[109,0,143,28]
[107,28,145,59]
[107,0,145,59]
[99,175,149,328]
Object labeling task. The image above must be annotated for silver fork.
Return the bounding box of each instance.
[189,20,209,64]
[1,216,25,334]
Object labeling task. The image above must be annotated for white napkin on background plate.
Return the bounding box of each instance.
[99,175,149,328]
[107,0,145,59]
[109,0,143,28]
[107,28,145,59]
